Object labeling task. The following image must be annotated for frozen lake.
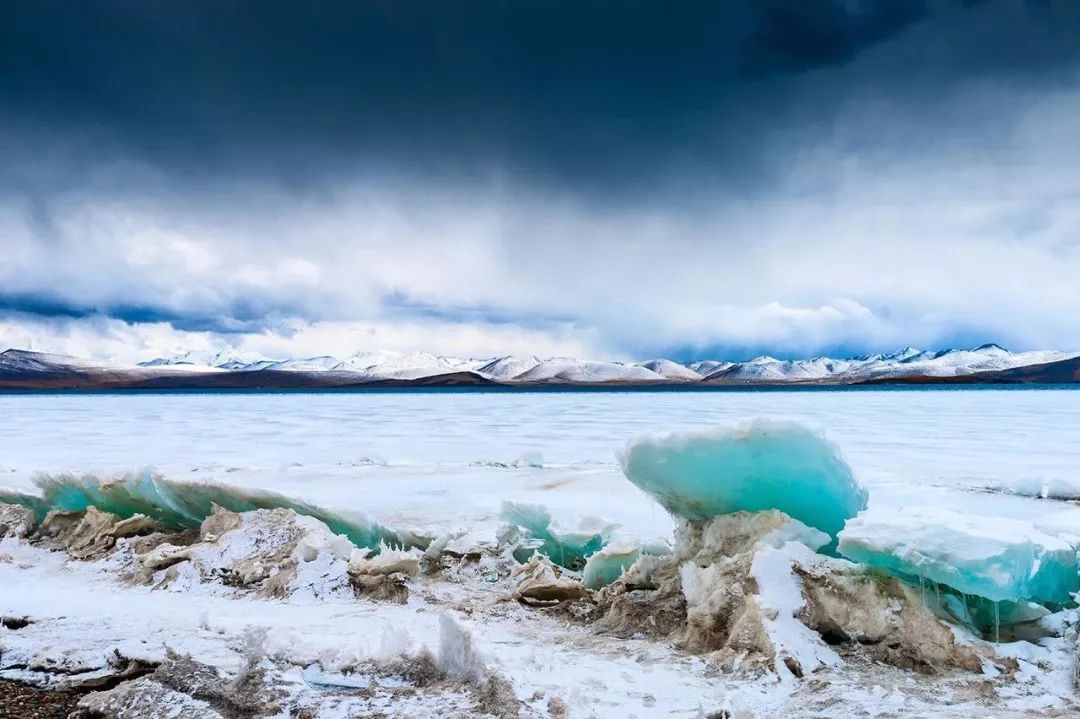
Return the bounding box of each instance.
[4,387,1080,718]
[2,387,1079,542]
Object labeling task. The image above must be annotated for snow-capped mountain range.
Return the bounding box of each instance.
[1,344,1078,388]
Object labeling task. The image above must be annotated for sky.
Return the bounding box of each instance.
[1,0,1079,363]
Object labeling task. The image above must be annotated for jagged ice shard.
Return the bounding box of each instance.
[618,418,867,551]
[580,540,643,589]
[499,501,618,570]
[838,508,1080,610]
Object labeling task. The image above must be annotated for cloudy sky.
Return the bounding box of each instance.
[1,0,1079,362]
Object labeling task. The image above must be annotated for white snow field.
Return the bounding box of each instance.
[2,388,1080,717]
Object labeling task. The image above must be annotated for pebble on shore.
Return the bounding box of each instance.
[0,680,85,719]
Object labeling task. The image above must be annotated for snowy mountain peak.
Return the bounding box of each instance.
[886,347,924,362]
[4,344,1078,386]
[138,349,272,372]
[635,359,703,381]
[266,356,341,372]
[1,348,117,371]
[476,355,542,380]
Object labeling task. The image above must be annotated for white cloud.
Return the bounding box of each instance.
[0,317,219,363]
[0,315,603,364]
[2,86,1080,360]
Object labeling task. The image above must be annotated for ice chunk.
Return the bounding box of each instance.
[928,592,1051,636]
[580,536,672,589]
[618,418,867,549]
[499,501,617,570]
[512,451,544,468]
[986,476,1080,501]
[348,545,422,577]
[513,555,588,603]
[581,540,641,589]
[838,508,1080,608]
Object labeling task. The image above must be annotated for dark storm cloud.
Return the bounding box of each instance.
[0,290,297,334]
[0,287,575,337]
[381,291,575,328]
[3,0,1077,199]
[739,1,929,75]
[3,0,1080,359]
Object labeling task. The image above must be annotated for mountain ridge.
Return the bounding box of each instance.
[1,345,1078,389]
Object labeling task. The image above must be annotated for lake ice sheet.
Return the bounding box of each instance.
[2,388,1078,545]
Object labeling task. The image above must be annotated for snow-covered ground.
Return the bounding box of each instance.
[2,513,1076,718]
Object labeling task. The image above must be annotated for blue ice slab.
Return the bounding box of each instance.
[0,470,411,551]
[618,418,867,549]
[839,507,1080,608]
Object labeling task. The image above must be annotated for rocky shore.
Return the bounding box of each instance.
[0,680,86,719]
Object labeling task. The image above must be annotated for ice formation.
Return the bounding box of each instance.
[839,508,1080,618]
[5,500,425,603]
[581,540,642,589]
[588,510,985,675]
[512,555,589,604]
[618,418,867,549]
[6,497,1076,715]
[349,545,422,577]
[499,501,617,570]
[987,476,1080,502]
[0,471,414,551]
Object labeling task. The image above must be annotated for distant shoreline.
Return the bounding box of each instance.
[2,382,1079,395]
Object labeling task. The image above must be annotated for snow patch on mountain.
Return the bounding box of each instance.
[634,359,702,381]
[265,356,342,372]
[685,360,734,375]
[849,345,1078,381]
[6,344,1079,385]
[1,349,117,372]
[476,355,542,380]
[512,358,663,383]
[138,349,270,372]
